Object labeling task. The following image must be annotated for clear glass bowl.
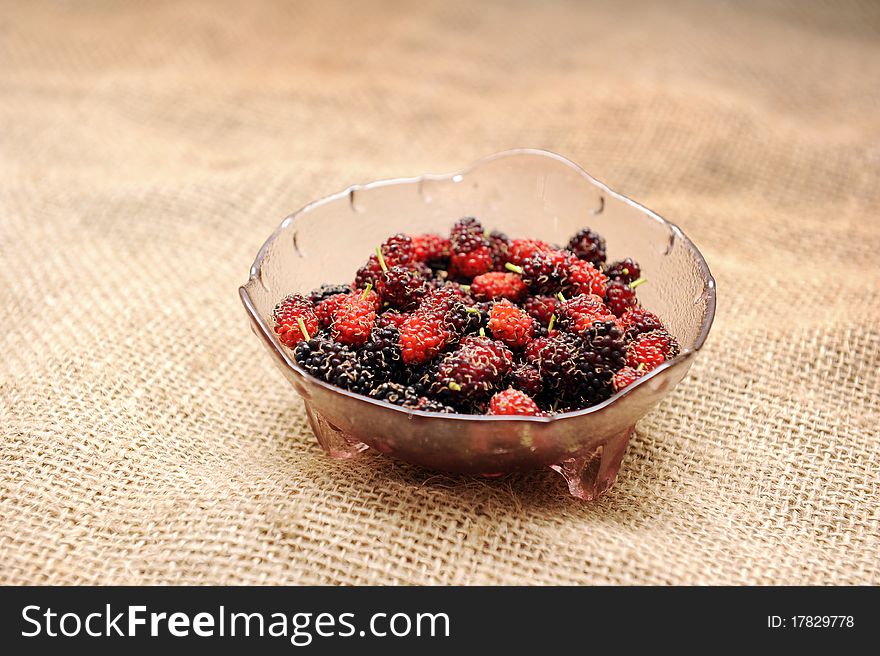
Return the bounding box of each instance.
[240,150,716,500]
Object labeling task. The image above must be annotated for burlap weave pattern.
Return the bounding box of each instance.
[2,0,879,585]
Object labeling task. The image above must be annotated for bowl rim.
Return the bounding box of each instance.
[240,148,716,423]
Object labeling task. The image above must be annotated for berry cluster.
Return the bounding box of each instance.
[272,218,679,416]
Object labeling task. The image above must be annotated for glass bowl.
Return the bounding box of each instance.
[240,150,716,500]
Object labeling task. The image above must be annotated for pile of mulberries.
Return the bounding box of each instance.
[272,217,679,416]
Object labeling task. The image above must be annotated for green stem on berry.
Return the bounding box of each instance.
[479,327,486,337]
[636,362,646,372]
[459,284,471,293]
[361,283,373,300]
[375,247,388,273]
[629,277,648,289]
[296,317,311,342]
[448,381,462,392]
[548,314,556,333]
[556,292,566,302]
[505,263,524,275]
[466,307,482,315]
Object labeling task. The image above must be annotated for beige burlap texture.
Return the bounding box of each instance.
[2,0,879,585]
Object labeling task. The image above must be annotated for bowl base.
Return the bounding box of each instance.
[304,402,369,459]
[304,401,633,501]
[548,426,633,501]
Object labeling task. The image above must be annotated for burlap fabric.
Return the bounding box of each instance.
[2,0,879,586]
